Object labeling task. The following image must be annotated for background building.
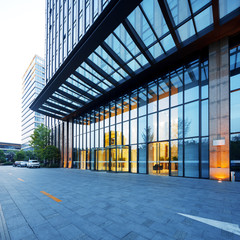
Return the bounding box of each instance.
[31,0,240,181]
[0,142,21,153]
[21,55,45,151]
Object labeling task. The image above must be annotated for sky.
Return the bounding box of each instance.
[0,0,45,143]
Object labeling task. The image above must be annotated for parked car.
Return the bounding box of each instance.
[20,161,28,167]
[27,160,40,168]
[13,161,21,167]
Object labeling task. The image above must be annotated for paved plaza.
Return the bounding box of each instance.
[0,166,239,240]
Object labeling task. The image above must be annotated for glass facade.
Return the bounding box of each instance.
[230,44,240,181]
[70,57,209,178]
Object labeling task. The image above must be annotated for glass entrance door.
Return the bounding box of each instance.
[106,145,129,172]
[148,142,169,175]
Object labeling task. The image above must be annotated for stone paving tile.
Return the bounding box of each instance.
[0,167,240,240]
[9,225,36,240]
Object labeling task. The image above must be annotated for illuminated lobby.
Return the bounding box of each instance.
[31,0,240,181]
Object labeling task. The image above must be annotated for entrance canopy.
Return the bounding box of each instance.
[30,0,240,120]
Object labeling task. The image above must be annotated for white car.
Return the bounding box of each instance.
[20,161,28,167]
[27,160,40,168]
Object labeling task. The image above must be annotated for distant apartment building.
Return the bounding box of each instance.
[21,55,45,151]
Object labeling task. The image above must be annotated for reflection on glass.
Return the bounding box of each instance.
[201,137,209,178]
[123,121,129,145]
[123,96,130,121]
[194,6,213,33]
[185,138,199,177]
[139,88,147,116]
[231,90,240,133]
[148,82,158,113]
[148,142,169,176]
[230,134,240,179]
[185,101,199,138]
[131,119,137,144]
[139,116,146,143]
[110,103,115,125]
[230,74,240,91]
[81,150,86,170]
[171,140,183,176]
[130,92,137,119]
[159,78,169,110]
[116,100,122,123]
[131,145,137,173]
[201,100,208,136]
[171,106,183,139]
[219,0,240,18]
[177,20,195,42]
[190,0,211,13]
[159,110,169,141]
[170,70,183,107]
[148,113,157,142]
[116,123,122,145]
[160,34,175,52]
[139,144,147,173]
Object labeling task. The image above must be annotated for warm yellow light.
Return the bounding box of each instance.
[218,179,222,183]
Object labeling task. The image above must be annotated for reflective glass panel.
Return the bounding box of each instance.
[131,145,137,173]
[230,74,240,91]
[194,6,213,33]
[139,88,147,116]
[139,116,147,143]
[185,101,199,138]
[201,137,209,178]
[159,78,169,110]
[230,134,240,180]
[159,110,169,141]
[160,34,175,52]
[170,70,183,107]
[148,113,157,142]
[148,82,158,113]
[171,106,183,139]
[184,138,199,177]
[171,140,183,176]
[130,92,138,119]
[219,0,240,19]
[123,121,129,145]
[231,90,240,133]
[201,100,208,136]
[116,123,122,145]
[166,0,191,25]
[131,119,137,144]
[190,0,211,13]
[177,20,195,42]
[141,0,169,38]
[123,96,130,121]
[139,144,147,173]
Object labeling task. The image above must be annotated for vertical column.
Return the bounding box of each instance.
[209,38,230,181]
[68,119,73,168]
[64,121,68,168]
[60,122,64,167]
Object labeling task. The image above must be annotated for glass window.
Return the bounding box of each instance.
[148,113,157,142]
[230,74,240,91]
[159,110,169,141]
[123,121,129,145]
[230,134,240,179]
[160,34,175,52]
[171,140,183,176]
[139,88,147,116]
[159,78,169,110]
[171,106,183,139]
[190,0,211,13]
[177,20,195,42]
[139,144,147,173]
[123,96,130,121]
[131,119,137,144]
[139,116,147,143]
[116,100,122,123]
[130,92,138,119]
[170,70,183,107]
[194,6,213,33]
[231,90,240,133]
[148,82,158,113]
[201,137,209,178]
[116,123,122,145]
[185,138,199,177]
[219,0,240,19]
[185,101,199,138]
[201,100,208,136]
[166,0,191,26]
[131,144,137,173]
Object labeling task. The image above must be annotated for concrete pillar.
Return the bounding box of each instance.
[209,38,230,181]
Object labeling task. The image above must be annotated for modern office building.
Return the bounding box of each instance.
[0,142,21,153]
[22,55,46,151]
[31,0,240,181]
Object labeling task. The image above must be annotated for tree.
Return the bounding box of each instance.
[14,150,26,161]
[44,145,60,167]
[29,124,51,161]
[5,150,16,162]
[24,150,36,160]
[0,150,6,163]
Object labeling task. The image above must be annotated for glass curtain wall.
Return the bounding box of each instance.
[230,44,240,181]
[71,57,209,178]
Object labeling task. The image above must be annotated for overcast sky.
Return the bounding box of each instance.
[0,0,45,143]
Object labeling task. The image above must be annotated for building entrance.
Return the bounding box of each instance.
[148,142,169,176]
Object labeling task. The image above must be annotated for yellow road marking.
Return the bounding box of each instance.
[40,191,62,202]
[18,178,24,182]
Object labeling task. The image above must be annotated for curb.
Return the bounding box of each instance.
[0,204,10,240]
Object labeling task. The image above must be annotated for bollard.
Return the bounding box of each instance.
[231,171,235,182]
